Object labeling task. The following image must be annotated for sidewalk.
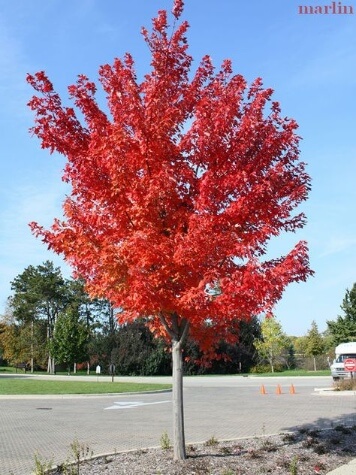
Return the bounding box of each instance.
[328,459,356,475]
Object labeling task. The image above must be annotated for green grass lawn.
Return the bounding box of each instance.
[0,366,330,396]
[251,369,330,377]
[0,378,171,395]
[188,370,331,377]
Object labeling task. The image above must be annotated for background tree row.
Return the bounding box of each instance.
[1,263,355,374]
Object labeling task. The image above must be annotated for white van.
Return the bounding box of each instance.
[330,342,356,380]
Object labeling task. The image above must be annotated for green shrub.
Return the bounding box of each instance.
[250,364,284,374]
[289,456,298,475]
[160,431,171,450]
[205,435,219,446]
[33,453,53,475]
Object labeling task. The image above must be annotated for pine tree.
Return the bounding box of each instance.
[327,283,356,345]
[305,320,324,371]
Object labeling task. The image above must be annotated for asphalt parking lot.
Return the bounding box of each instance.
[1,375,355,475]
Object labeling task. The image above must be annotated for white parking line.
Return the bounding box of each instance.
[104,400,171,410]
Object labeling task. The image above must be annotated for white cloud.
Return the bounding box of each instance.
[318,236,356,258]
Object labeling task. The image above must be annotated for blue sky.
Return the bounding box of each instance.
[0,0,355,336]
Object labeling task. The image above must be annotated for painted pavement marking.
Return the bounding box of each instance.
[104,400,171,410]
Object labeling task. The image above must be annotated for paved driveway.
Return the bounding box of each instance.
[1,375,355,475]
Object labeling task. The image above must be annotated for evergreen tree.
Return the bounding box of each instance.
[327,283,356,345]
[9,261,68,373]
[50,307,88,374]
[111,319,171,376]
[9,262,101,372]
[305,320,324,371]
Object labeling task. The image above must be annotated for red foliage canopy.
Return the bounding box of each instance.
[27,1,312,353]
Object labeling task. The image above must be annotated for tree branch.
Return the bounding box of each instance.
[159,312,175,340]
[179,318,190,346]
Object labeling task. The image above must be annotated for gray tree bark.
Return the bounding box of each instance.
[172,337,186,460]
[159,313,189,461]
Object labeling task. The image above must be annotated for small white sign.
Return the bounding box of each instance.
[96,365,101,374]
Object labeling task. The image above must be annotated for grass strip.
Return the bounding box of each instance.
[250,370,330,377]
[0,378,171,395]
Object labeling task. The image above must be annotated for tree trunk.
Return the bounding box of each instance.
[47,356,55,374]
[313,356,317,372]
[30,320,34,374]
[270,348,274,373]
[47,321,55,374]
[172,337,186,460]
[159,313,189,461]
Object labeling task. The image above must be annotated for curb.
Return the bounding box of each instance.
[314,388,356,396]
[0,389,172,400]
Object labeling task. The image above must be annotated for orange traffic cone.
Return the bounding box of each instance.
[260,384,267,395]
[289,384,296,395]
[276,384,282,395]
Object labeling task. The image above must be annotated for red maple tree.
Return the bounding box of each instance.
[27,0,312,459]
